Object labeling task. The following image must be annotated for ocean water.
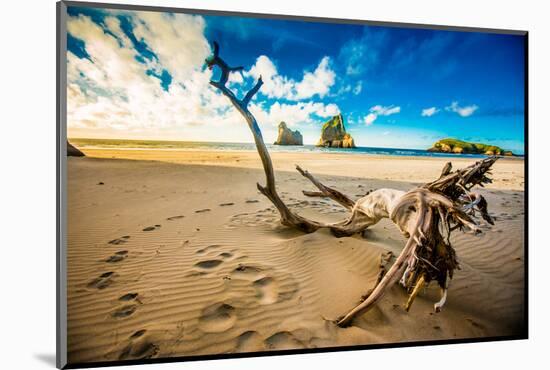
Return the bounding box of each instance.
[70,138,521,159]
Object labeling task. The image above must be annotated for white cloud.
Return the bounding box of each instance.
[334,81,363,97]
[228,70,244,84]
[66,11,340,143]
[421,107,439,117]
[353,81,363,95]
[316,103,340,117]
[251,101,340,128]
[364,113,377,126]
[294,57,335,100]
[132,12,211,82]
[336,84,352,95]
[245,55,335,101]
[446,101,478,117]
[246,55,294,100]
[363,104,401,126]
[66,13,246,138]
[370,105,401,116]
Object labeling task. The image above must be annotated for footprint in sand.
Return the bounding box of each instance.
[108,236,130,245]
[194,259,224,269]
[195,208,211,213]
[236,331,264,352]
[231,264,263,279]
[105,250,128,263]
[253,277,279,305]
[264,331,305,350]
[130,329,147,338]
[228,210,279,228]
[198,302,237,333]
[119,292,139,301]
[87,272,116,289]
[230,264,299,305]
[118,330,159,360]
[166,215,185,221]
[142,225,161,232]
[219,252,233,259]
[112,304,138,318]
[196,244,221,255]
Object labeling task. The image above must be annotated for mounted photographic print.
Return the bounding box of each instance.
[57,1,528,368]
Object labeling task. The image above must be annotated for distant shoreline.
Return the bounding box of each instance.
[69,138,525,159]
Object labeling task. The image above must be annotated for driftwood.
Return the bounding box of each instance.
[205,42,498,327]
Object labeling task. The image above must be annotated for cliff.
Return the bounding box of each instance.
[427,138,513,156]
[273,122,303,145]
[316,114,356,148]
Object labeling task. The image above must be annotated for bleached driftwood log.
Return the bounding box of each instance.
[205,42,498,327]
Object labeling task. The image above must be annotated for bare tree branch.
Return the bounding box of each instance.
[296,165,356,210]
[205,41,244,86]
[242,77,263,107]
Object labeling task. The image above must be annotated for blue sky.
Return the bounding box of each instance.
[66,6,525,153]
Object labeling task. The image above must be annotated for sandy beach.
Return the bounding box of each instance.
[67,149,525,364]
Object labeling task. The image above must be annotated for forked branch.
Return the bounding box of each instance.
[296,165,356,210]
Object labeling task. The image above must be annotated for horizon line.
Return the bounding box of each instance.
[67,137,525,154]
